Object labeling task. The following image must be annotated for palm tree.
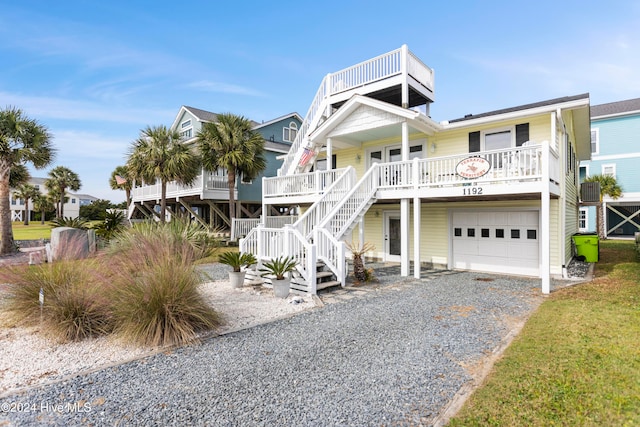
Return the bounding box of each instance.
[45,166,81,218]
[109,165,132,207]
[584,174,623,239]
[14,184,38,225]
[32,193,55,224]
[197,113,266,219]
[126,125,200,222]
[0,106,55,254]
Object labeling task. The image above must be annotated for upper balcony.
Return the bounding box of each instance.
[131,169,232,203]
[265,142,559,205]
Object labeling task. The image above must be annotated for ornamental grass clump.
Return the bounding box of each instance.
[0,260,111,342]
[109,219,219,262]
[107,232,220,347]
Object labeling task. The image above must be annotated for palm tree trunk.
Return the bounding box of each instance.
[59,193,65,218]
[0,167,15,255]
[160,181,167,223]
[125,188,131,207]
[597,201,606,239]
[40,209,45,225]
[23,200,29,226]
[228,169,236,219]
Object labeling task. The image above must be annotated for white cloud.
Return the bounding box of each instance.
[185,80,266,97]
[0,91,173,124]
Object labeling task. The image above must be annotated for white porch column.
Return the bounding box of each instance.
[400,120,410,276]
[326,137,333,170]
[541,136,551,294]
[401,199,410,276]
[401,44,409,108]
[413,196,421,279]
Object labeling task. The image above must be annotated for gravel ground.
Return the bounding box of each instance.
[0,271,544,426]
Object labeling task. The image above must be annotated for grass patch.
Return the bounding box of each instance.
[11,222,53,240]
[449,240,640,426]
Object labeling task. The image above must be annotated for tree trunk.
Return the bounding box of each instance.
[353,254,366,282]
[160,181,167,223]
[0,168,15,255]
[23,200,29,226]
[597,201,606,240]
[59,192,65,218]
[228,169,236,220]
[125,189,131,207]
[40,209,45,225]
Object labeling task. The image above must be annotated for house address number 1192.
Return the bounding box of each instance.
[463,187,483,195]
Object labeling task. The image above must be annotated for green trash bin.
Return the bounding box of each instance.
[572,234,599,262]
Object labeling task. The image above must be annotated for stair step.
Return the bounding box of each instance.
[316,271,334,279]
[317,280,341,290]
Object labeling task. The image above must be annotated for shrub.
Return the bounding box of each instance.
[346,241,376,282]
[0,261,111,342]
[108,242,220,347]
[50,216,89,229]
[93,210,127,242]
[109,219,220,262]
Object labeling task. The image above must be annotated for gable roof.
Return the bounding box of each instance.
[591,97,640,119]
[183,105,219,123]
[448,93,590,123]
[254,112,303,129]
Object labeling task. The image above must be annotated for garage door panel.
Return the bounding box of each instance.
[452,210,539,277]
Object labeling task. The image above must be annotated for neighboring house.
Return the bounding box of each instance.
[579,98,640,237]
[129,106,302,230]
[241,45,591,295]
[10,177,86,221]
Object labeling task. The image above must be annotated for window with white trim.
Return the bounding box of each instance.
[590,128,599,154]
[181,119,192,128]
[579,208,588,231]
[180,128,192,139]
[602,163,616,178]
[579,165,589,183]
[283,122,298,142]
[482,127,514,151]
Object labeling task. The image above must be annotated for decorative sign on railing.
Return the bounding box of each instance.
[455,157,491,179]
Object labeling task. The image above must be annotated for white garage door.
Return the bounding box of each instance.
[452,210,540,276]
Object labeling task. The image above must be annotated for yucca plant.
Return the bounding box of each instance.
[94,210,127,242]
[218,251,257,272]
[346,241,376,282]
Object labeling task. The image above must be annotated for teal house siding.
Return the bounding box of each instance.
[237,113,302,203]
[579,98,640,237]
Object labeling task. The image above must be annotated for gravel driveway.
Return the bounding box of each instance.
[0,272,543,426]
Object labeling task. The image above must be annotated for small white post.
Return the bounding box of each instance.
[414,197,421,279]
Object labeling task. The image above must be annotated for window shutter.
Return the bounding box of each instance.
[469,131,480,152]
[516,123,529,146]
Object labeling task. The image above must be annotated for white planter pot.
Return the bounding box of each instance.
[272,278,290,298]
[229,271,246,289]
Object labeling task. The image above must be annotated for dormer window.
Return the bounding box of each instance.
[180,119,193,139]
[283,122,298,142]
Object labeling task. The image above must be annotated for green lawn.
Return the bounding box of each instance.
[449,240,640,426]
[11,222,53,240]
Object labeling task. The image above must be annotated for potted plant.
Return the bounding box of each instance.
[218,251,257,288]
[260,255,297,298]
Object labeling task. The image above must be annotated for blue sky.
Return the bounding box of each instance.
[1,1,639,202]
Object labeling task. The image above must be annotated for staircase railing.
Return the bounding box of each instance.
[278,46,428,177]
[292,167,356,239]
[314,228,347,286]
[319,164,380,240]
[240,226,317,293]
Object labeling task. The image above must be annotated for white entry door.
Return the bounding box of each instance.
[451,210,540,276]
[384,211,401,262]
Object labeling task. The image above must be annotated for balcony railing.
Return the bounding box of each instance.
[230,215,298,241]
[268,143,555,200]
[263,168,351,199]
[131,170,229,201]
